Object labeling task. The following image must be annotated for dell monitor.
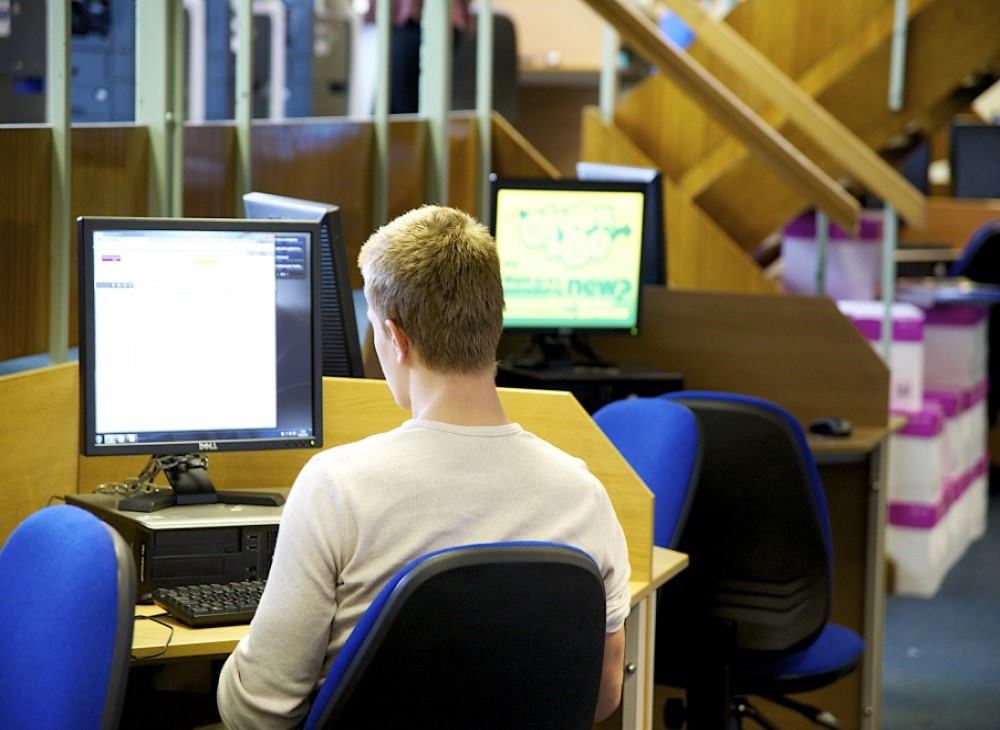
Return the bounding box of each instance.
[242,191,365,378]
[77,216,324,512]
[488,174,650,368]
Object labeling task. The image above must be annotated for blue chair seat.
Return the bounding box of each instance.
[737,623,864,694]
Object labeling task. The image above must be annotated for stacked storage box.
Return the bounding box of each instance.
[837,301,925,413]
[839,300,990,596]
[890,305,988,596]
[885,403,951,596]
[783,212,884,299]
[922,306,991,552]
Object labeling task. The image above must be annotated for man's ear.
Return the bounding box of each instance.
[386,319,410,363]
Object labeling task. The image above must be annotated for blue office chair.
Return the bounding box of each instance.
[304,542,606,730]
[658,391,864,730]
[592,396,703,696]
[592,396,702,550]
[0,504,136,730]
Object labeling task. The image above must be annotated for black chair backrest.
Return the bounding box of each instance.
[951,220,1000,426]
[451,10,519,123]
[309,543,606,730]
[661,393,832,661]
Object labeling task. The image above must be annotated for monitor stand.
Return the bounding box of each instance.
[497,333,684,413]
[117,454,286,513]
[507,333,617,372]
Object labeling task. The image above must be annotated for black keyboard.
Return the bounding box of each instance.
[152,580,267,628]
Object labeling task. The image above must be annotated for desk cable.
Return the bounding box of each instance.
[132,612,175,661]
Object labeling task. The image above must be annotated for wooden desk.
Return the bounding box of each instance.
[133,546,688,729]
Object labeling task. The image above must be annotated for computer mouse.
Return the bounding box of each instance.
[808,416,853,437]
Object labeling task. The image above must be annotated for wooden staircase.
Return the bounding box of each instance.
[580,0,1000,292]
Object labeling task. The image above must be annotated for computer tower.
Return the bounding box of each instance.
[65,491,283,602]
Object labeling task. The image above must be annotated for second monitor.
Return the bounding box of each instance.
[243,191,365,378]
[489,174,658,369]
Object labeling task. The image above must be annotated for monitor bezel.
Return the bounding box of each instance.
[242,191,365,379]
[77,215,325,458]
[574,161,666,288]
[488,174,650,337]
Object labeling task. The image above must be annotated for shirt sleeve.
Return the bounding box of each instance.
[592,475,632,633]
[217,458,344,729]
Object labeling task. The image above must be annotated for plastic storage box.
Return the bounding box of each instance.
[782,211,884,300]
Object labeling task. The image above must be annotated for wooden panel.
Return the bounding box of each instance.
[386,118,428,225]
[70,126,149,347]
[184,124,237,217]
[252,120,374,290]
[490,113,561,179]
[0,364,80,546]
[0,127,51,361]
[447,113,480,218]
[581,0,859,234]
[516,80,600,177]
[608,0,1000,253]
[586,287,890,428]
[71,126,149,218]
[76,377,654,581]
[661,0,925,229]
[581,107,777,293]
[899,197,1000,250]
[817,0,1000,150]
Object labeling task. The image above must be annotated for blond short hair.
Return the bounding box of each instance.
[358,205,504,373]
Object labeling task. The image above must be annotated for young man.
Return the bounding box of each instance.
[217,205,631,728]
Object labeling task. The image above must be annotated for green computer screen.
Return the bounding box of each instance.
[490,180,646,333]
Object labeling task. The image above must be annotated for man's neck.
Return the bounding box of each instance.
[408,367,510,426]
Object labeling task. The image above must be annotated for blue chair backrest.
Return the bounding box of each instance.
[950,218,1000,282]
[0,505,136,730]
[305,541,606,730]
[593,396,702,549]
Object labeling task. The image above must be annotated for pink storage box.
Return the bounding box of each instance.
[782,211,884,300]
[926,380,989,479]
[886,497,951,598]
[923,305,988,390]
[839,300,925,413]
[887,402,947,505]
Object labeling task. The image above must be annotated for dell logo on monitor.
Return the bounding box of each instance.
[198,442,220,451]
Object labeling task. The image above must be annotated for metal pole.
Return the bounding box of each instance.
[814,210,828,296]
[420,0,451,205]
[234,0,254,208]
[372,0,391,228]
[600,24,620,122]
[475,0,494,220]
[888,0,909,111]
[136,0,183,216]
[47,0,71,363]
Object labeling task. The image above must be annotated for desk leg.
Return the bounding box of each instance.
[862,443,888,730]
[621,593,654,730]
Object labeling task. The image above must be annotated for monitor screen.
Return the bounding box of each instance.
[242,192,365,378]
[78,216,324,465]
[489,175,648,335]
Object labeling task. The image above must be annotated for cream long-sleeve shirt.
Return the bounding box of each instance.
[217,419,631,729]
